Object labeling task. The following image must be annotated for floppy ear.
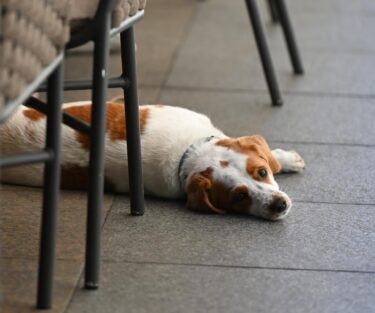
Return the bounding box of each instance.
[186,173,226,214]
[247,135,281,174]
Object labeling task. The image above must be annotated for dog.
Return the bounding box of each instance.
[0,101,305,220]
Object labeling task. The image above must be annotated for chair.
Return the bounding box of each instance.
[28,0,147,299]
[1,0,147,308]
[245,0,304,106]
[0,0,71,308]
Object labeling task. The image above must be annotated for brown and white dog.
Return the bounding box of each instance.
[0,101,305,220]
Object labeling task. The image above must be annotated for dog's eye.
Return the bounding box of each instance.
[258,169,268,178]
[233,192,248,202]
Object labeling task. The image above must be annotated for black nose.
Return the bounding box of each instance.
[270,197,288,213]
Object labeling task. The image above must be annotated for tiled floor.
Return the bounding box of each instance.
[1,0,375,312]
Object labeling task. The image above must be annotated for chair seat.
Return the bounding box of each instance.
[71,0,147,32]
[0,0,71,114]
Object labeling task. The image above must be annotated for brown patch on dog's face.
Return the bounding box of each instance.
[209,181,252,214]
[63,102,149,149]
[228,185,252,214]
[216,135,281,186]
[186,167,252,215]
[245,156,273,185]
[23,109,45,121]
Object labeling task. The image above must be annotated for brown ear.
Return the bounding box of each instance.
[186,173,226,214]
[247,135,281,174]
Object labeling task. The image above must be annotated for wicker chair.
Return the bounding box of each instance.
[0,0,71,309]
[1,0,147,308]
[32,0,147,300]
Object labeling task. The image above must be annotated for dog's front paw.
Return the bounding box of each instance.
[283,150,305,172]
[272,149,305,173]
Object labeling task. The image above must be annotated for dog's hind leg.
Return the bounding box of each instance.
[272,149,305,173]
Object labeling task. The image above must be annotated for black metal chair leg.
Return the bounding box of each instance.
[84,9,111,290]
[268,0,279,23]
[36,61,64,309]
[245,0,283,106]
[120,27,145,216]
[273,0,304,74]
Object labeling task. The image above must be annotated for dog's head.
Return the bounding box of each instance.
[185,135,291,220]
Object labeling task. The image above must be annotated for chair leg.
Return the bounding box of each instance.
[120,27,145,216]
[274,0,304,74]
[36,61,64,309]
[268,0,279,23]
[245,0,283,106]
[84,11,111,290]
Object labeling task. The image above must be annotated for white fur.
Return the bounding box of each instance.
[272,149,306,173]
[0,104,225,197]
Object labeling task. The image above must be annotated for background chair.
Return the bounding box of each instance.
[245,0,304,106]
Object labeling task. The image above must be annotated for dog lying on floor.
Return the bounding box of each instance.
[0,101,305,220]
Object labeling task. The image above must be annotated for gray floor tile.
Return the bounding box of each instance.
[66,262,375,313]
[282,13,375,53]
[0,187,113,260]
[63,50,160,91]
[185,0,375,53]
[63,87,160,105]
[287,0,375,15]
[0,258,82,313]
[135,0,196,87]
[101,196,375,272]
[65,0,196,88]
[63,52,160,104]
[158,89,375,145]
[167,48,375,97]
[272,143,375,204]
[166,1,375,96]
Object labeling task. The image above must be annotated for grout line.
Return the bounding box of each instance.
[61,264,85,313]
[282,46,375,56]
[60,189,118,312]
[293,200,375,206]
[100,259,375,275]
[102,194,116,227]
[267,140,375,148]
[153,84,375,100]
[1,188,374,207]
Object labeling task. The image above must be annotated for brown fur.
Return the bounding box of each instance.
[186,167,252,214]
[64,102,149,149]
[23,109,44,121]
[186,167,226,214]
[216,135,281,183]
[24,102,150,150]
